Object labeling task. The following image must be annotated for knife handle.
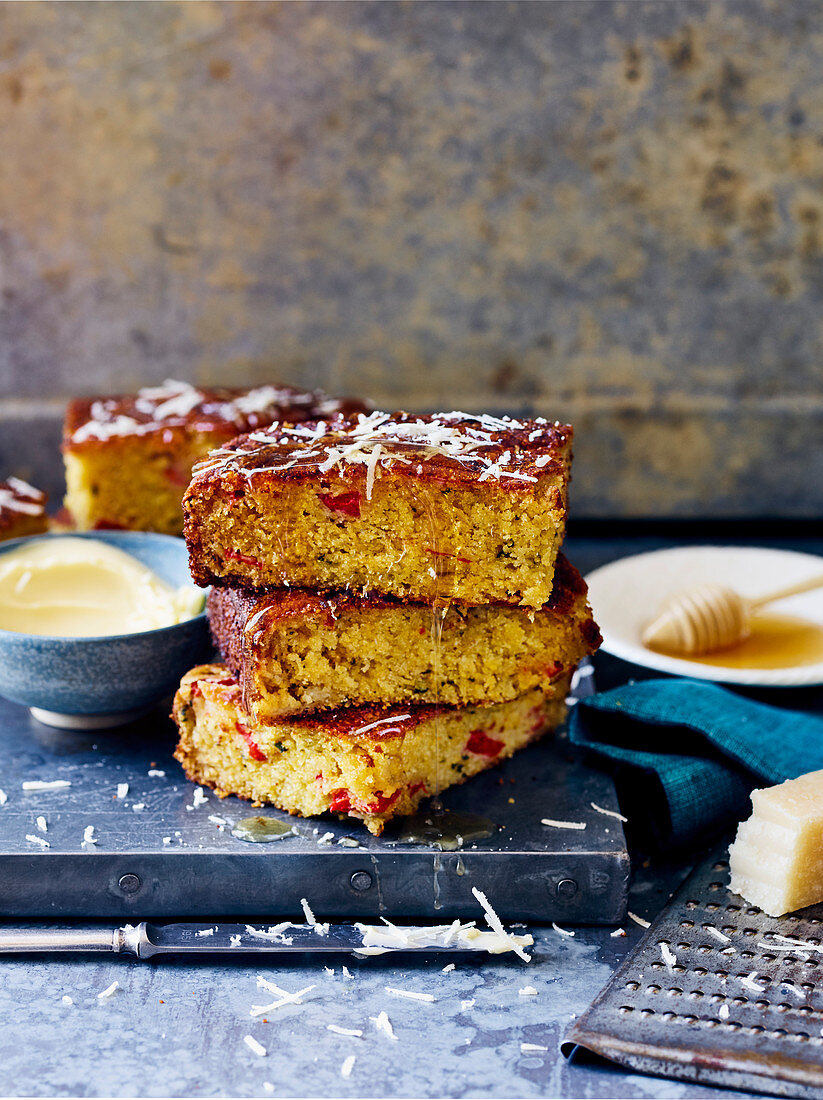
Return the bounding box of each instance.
[0,928,120,953]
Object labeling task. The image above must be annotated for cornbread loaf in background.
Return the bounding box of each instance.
[0,1,820,521]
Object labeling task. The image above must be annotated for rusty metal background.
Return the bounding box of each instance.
[3,2,823,520]
[563,848,823,1097]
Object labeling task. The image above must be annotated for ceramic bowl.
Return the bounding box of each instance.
[0,531,211,728]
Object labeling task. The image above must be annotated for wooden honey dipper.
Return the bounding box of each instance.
[642,573,823,656]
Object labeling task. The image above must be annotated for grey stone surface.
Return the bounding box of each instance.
[0,1,821,517]
[0,910,753,1099]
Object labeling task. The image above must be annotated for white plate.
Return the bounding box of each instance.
[585,546,823,687]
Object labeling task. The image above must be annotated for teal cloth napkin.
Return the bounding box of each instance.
[567,679,823,849]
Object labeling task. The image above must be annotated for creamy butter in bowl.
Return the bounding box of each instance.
[0,536,204,636]
[0,532,211,728]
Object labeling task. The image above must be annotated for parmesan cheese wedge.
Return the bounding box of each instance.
[729,769,823,916]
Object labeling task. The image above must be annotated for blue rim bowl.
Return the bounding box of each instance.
[0,531,211,719]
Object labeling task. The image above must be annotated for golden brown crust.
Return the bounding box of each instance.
[190,410,573,492]
[63,381,369,451]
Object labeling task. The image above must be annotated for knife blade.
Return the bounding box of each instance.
[0,920,533,959]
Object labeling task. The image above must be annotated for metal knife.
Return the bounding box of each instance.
[0,921,532,959]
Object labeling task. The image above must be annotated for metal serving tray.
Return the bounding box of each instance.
[0,688,628,921]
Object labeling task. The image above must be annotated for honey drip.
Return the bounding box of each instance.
[231,815,294,843]
[654,612,823,670]
[398,809,496,851]
[406,476,461,816]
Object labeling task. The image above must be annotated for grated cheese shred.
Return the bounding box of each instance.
[243,1035,267,1058]
[471,886,531,962]
[370,1011,397,1040]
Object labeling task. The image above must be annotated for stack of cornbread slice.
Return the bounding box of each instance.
[173,411,601,835]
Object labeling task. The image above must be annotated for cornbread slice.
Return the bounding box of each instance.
[173,663,570,835]
[63,379,368,535]
[184,411,572,607]
[208,554,600,721]
[0,478,48,542]
[728,770,823,916]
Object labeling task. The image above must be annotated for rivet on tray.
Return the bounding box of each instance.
[117,873,141,895]
[349,871,373,892]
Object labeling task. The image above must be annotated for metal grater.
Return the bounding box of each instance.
[563,847,823,1098]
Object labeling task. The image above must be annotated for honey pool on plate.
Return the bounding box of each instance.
[650,612,823,670]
